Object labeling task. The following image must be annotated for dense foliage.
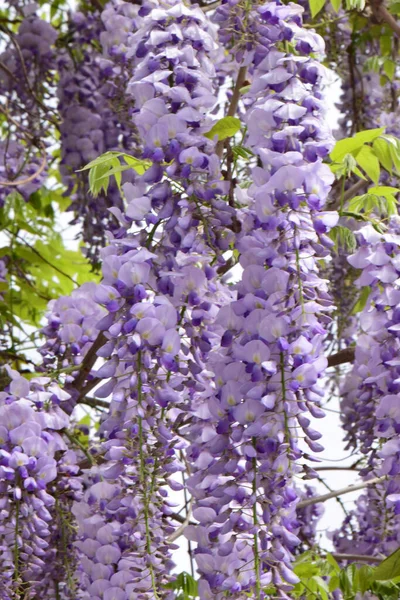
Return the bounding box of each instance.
[3,0,400,598]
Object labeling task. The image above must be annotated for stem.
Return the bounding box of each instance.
[339,175,346,215]
[331,553,383,564]
[13,497,20,584]
[280,352,290,445]
[295,246,305,312]
[137,352,159,599]
[252,442,261,600]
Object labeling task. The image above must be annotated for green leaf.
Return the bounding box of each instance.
[329,225,357,252]
[122,154,152,174]
[358,565,374,594]
[352,286,371,314]
[373,138,393,173]
[380,34,392,56]
[204,117,241,141]
[384,59,396,81]
[77,151,126,171]
[329,575,340,592]
[373,548,400,582]
[326,553,341,575]
[368,186,399,197]
[312,575,329,600]
[354,145,380,184]
[384,135,400,173]
[309,0,326,17]
[331,0,341,12]
[330,128,386,162]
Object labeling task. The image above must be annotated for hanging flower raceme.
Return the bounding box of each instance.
[333,220,400,558]
[57,10,137,265]
[183,1,338,597]
[0,369,81,599]
[64,1,240,597]
[0,6,57,205]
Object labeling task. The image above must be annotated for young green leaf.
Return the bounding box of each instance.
[331,0,341,12]
[330,128,385,162]
[352,286,371,314]
[373,548,400,582]
[354,145,380,184]
[204,116,241,141]
[372,137,393,172]
[384,59,396,81]
[309,0,326,17]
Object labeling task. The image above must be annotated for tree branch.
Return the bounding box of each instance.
[331,553,384,564]
[73,332,106,391]
[80,396,109,410]
[168,500,193,542]
[328,179,368,210]
[327,347,355,368]
[201,0,221,12]
[370,0,400,37]
[314,465,359,472]
[297,476,387,509]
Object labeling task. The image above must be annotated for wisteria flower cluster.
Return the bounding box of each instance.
[3,0,400,598]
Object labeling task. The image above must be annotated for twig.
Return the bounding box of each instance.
[169,512,196,527]
[168,499,193,542]
[297,476,387,509]
[314,465,359,472]
[331,553,384,564]
[0,143,47,187]
[80,396,109,410]
[9,231,78,284]
[327,347,355,368]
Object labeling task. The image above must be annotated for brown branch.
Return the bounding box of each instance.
[328,179,368,210]
[327,347,355,368]
[370,0,400,37]
[80,396,109,410]
[73,333,106,391]
[297,476,387,509]
[314,465,359,472]
[331,553,384,564]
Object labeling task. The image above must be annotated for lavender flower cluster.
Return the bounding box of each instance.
[5,0,400,597]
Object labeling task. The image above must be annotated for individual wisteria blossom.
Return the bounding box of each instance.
[183,1,337,597]
[0,369,81,599]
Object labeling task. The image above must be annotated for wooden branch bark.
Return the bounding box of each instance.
[297,476,387,509]
[370,0,400,37]
[74,332,106,391]
[327,347,355,368]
